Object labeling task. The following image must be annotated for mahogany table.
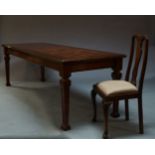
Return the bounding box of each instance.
[2,43,125,130]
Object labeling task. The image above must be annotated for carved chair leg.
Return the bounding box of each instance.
[125,99,129,121]
[138,96,144,134]
[91,85,97,122]
[103,102,111,139]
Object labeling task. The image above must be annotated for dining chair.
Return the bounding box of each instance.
[91,34,149,138]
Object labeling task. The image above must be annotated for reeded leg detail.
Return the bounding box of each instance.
[60,73,71,131]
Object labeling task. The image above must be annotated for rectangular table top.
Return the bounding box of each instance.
[3,43,125,64]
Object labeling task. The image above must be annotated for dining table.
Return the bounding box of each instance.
[2,43,125,130]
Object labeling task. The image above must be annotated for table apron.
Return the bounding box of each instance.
[64,59,122,73]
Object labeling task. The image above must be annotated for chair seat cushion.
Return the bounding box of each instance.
[97,80,138,97]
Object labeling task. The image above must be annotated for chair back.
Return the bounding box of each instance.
[125,34,149,95]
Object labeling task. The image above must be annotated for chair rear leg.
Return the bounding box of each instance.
[103,102,110,139]
[125,99,129,121]
[40,65,45,82]
[138,97,144,134]
[111,100,120,117]
[91,85,97,122]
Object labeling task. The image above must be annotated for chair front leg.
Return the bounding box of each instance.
[103,102,111,139]
[91,85,97,122]
[138,96,144,134]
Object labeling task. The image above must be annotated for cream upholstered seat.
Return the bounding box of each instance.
[97,80,138,97]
